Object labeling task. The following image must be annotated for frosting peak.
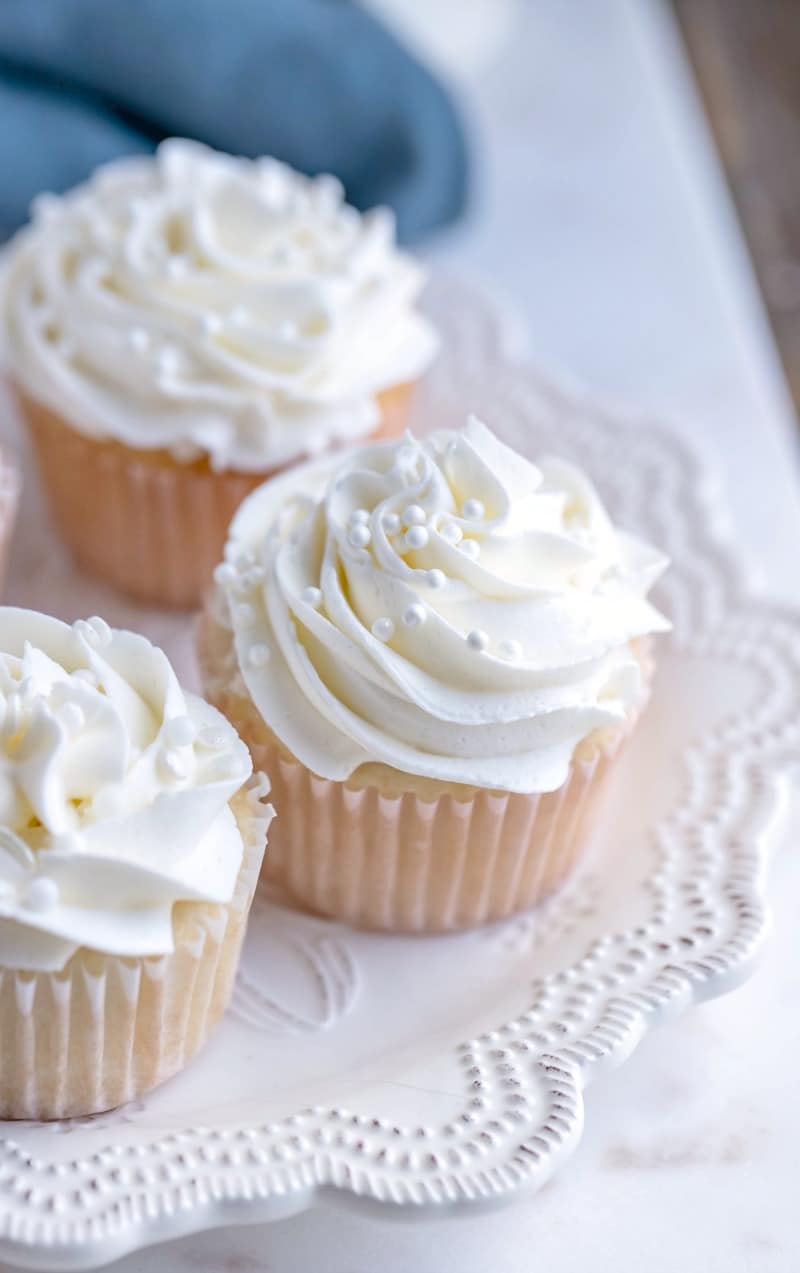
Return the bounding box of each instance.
[1,139,438,471]
[0,609,252,971]
[218,417,670,793]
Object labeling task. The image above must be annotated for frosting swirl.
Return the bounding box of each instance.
[0,608,252,971]
[1,139,437,472]
[219,417,670,794]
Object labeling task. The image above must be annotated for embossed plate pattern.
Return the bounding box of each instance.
[0,276,795,1271]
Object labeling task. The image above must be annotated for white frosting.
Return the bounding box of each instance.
[0,608,252,972]
[219,417,670,794]
[1,139,438,472]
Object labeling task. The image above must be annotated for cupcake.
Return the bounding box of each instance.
[0,607,272,1119]
[1,140,438,607]
[199,416,669,932]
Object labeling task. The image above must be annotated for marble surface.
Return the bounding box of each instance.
[3,1,800,1269]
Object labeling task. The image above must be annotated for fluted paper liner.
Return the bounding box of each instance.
[0,775,273,1121]
[13,381,416,609]
[0,445,19,594]
[199,604,652,933]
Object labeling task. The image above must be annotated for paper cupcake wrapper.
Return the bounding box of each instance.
[0,445,20,595]
[0,775,273,1121]
[16,381,415,609]
[248,734,626,932]
[198,604,650,933]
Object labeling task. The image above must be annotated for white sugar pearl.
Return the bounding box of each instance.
[463,498,485,520]
[129,326,150,353]
[248,643,270,668]
[426,569,446,589]
[460,539,481,560]
[164,715,197,748]
[404,525,429,551]
[441,522,463,545]
[348,524,371,549]
[371,617,395,642]
[382,512,401,534]
[156,345,181,376]
[498,639,523,662]
[214,562,238,588]
[301,586,323,608]
[165,254,189,278]
[466,629,489,652]
[198,312,223,337]
[25,877,59,913]
[402,603,426,628]
[233,603,256,627]
[349,508,370,525]
[402,504,426,527]
[241,566,265,590]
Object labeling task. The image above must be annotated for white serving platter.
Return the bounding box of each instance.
[0,276,795,1271]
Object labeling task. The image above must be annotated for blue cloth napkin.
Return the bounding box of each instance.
[0,0,468,242]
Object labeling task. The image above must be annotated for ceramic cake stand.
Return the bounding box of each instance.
[0,276,796,1270]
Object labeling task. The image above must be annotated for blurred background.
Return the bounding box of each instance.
[1,0,798,419]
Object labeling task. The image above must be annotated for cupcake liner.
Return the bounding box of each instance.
[198,603,650,933]
[0,775,273,1120]
[0,444,20,595]
[14,381,416,609]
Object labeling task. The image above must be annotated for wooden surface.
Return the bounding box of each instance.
[674,0,800,410]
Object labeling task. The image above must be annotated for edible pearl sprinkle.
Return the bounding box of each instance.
[214,562,238,588]
[241,566,265,590]
[460,539,481,560]
[156,346,180,375]
[129,327,150,352]
[234,603,256,627]
[165,254,189,277]
[382,512,401,534]
[498,639,523,661]
[402,603,426,627]
[348,524,371,549]
[248,643,270,668]
[404,525,429,550]
[463,498,485,520]
[402,504,426,527]
[427,569,446,589]
[25,877,59,913]
[441,522,463,545]
[467,629,489,652]
[301,586,323,608]
[164,716,197,748]
[350,508,370,525]
[371,617,395,642]
[198,312,222,337]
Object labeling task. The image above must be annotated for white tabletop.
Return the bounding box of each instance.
[5,1,800,1269]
